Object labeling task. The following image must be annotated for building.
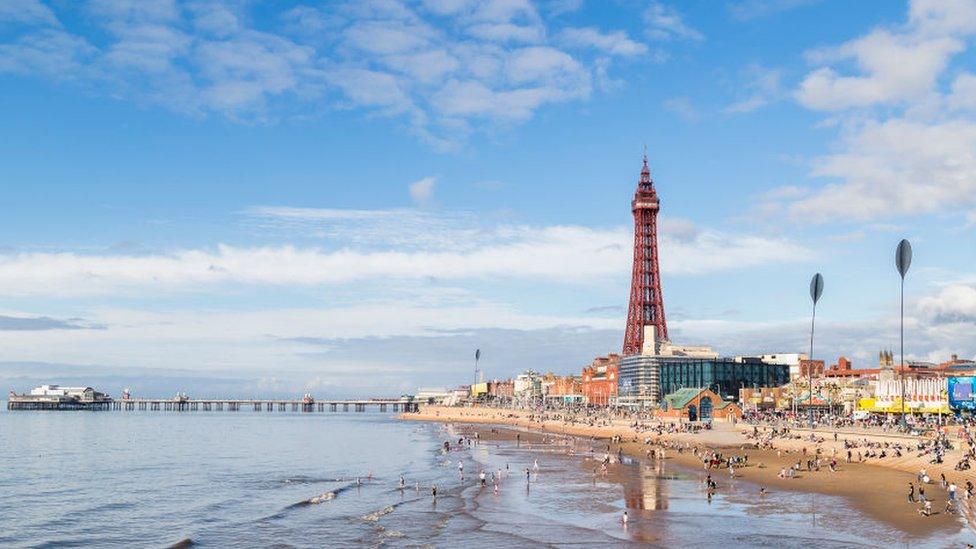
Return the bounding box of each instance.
[656,387,742,421]
[469,382,489,399]
[618,354,790,409]
[415,387,452,404]
[738,386,792,411]
[798,359,825,378]
[8,384,112,410]
[857,365,949,414]
[752,353,807,378]
[623,155,668,356]
[582,354,620,407]
[514,370,542,401]
[487,380,514,401]
[546,375,584,404]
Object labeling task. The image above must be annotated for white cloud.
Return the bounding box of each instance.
[918,284,976,324]
[409,176,437,206]
[781,0,976,223]
[663,96,700,121]
[0,0,58,25]
[787,117,976,222]
[644,2,703,41]
[948,72,976,111]
[795,0,976,111]
[0,213,809,297]
[558,27,648,56]
[727,0,819,22]
[0,0,667,148]
[726,65,783,113]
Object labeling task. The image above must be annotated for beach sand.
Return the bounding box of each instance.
[402,405,976,540]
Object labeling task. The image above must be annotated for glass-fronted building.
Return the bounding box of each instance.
[617,355,790,409]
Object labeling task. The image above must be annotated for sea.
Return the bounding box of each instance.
[0,409,971,548]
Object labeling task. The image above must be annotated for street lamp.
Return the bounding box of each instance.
[895,239,912,427]
[809,272,824,427]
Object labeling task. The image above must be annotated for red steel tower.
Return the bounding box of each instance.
[623,154,668,355]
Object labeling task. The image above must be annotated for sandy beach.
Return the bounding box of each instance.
[403,405,976,540]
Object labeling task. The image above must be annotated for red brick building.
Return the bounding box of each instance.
[655,387,741,421]
[798,359,825,377]
[549,376,583,399]
[582,353,620,407]
[488,380,514,399]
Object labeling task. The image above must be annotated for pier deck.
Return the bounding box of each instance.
[7,397,418,412]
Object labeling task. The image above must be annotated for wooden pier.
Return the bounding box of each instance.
[107,397,419,413]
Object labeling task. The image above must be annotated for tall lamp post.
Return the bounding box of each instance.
[809,272,824,427]
[474,349,481,386]
[895,239,912,427]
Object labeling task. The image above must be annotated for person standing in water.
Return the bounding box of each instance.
[399,476,405,490]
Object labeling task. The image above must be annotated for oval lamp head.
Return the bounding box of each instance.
[810,272,824,304]
[896,239,913,279]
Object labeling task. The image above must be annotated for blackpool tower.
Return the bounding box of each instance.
[622,154,668,356]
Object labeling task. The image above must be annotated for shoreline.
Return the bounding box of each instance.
[402,405,976,540]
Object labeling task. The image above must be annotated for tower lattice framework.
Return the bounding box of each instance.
[623,155,668,355]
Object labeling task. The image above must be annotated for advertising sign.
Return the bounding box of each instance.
[949,376,976,411]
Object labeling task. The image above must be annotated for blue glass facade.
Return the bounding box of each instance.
[617,355,790,408]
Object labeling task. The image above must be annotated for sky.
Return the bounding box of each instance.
[1,0,976,397]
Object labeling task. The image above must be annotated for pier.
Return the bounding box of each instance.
[107,397,418,413]
[7,385,421,412]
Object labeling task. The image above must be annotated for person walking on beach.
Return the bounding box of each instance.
[919,485,926,504]
[908,483,915,503]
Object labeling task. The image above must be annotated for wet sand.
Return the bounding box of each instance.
[403,405,976,540]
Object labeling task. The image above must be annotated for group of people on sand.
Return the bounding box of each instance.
[909,468,972,517]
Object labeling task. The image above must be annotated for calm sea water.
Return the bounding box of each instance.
[0,409,970,548]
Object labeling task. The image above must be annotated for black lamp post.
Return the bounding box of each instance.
[895,239,912,427]
[809,272,824,427]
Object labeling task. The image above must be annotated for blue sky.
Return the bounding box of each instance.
[1,0,976,397]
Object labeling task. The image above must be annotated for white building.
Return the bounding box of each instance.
[514,370,542,399]
[741,353,808,378]
[29,385,101,401]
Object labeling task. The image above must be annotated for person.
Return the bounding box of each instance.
[920,500,931,516]
[919,485,926,503]
[480,471,487,487]
[493,483,499,495]
[908,482,915,503]
[399,476,405,490]
[534,459,539,471]
[431,485,437,498]
[949,482,958,505]
[760,486,767,496]
[621,510,629,525]
[525,468,531,482]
